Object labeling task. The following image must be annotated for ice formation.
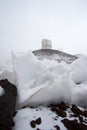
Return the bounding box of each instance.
[0,50,87,107]
[70,57,87,84]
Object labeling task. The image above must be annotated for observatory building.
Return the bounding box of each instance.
[42,39,52,49]
[33,39,77,64]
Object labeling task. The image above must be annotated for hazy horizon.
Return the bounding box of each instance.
[0,0,87,58]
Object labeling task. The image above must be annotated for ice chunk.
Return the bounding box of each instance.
[12,51,75,107]
[0,50,87,108]
[70,57,87,84]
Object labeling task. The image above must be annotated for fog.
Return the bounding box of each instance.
[0,0,87,58]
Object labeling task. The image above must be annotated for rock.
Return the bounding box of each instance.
[57,101,68,111]
[30,117,41,128]
[82,110,87,117]
[35,117,41,125]
[0,79,17,130]
[54,125,60,130]
[51,106,66,117]
[30,120,36,128]
[71,105,82,116]
[62,118,87,130]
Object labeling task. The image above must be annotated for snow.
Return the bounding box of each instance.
[71,83,87,107]
[0,86,4,96]
[12,51,74,107]
[13,106,67,130]
[70,57,87,84]
[0,58,16,85]
[13,105,87,130]
[0,50,87,129]
[0,50,87,108]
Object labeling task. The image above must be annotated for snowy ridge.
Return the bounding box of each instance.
[33,49,77,64]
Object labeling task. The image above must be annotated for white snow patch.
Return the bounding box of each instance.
[13,107,67,130]
[70,57,87,84]
[71,83,87,107]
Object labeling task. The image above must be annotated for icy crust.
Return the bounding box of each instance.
[0,51,87,107]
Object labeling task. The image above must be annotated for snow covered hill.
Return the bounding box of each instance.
[33,49,77,64]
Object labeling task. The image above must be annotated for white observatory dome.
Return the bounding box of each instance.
[42,39,52,49]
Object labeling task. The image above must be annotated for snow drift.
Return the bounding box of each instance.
[0,51,87,107]
[70,57,87,84]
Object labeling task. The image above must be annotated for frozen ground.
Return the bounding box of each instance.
[0,50,87,129]
[13,103,87,130]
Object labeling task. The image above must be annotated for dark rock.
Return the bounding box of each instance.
[30,120,36,128]
[82,110,87,117]
[79,116,83,124]
[36,128,40,130]
[35,117,41,125]
[53,116,58,120]
[51,106,66,117]
[51,106,58,112]
[57,102,68,111]
[22,106,26,109]
[13,111,17,117]
[0,79,17,130]
[54,125,60,130]
[30,117,41,128]
[56,109,66,117]
[71,105,82,116]
[62,118,87,130]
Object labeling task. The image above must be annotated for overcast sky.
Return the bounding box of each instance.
[0,0,87,58]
